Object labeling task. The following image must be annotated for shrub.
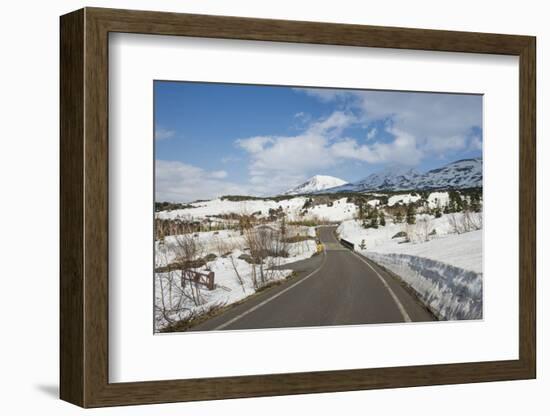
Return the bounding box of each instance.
[392,231,407,239]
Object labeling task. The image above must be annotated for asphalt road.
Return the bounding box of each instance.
[192,226,434,331]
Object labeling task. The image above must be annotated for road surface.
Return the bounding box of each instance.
[192,226,434,331]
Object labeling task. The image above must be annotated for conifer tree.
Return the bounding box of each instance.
[406,203,416,224]
[395,211,403,223]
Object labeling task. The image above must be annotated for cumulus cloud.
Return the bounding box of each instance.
[236,109,429,192]
[155,160,246,202]
[330,128,422,166]
[235,136,274,154]
[297,87,482,154]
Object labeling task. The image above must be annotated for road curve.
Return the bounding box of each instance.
[192,226,434,331]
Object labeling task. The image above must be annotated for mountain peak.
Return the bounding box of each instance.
[284,175,348,195]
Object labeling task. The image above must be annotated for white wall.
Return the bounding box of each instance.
[0,0,545,414]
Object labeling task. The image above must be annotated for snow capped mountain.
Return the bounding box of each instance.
[332,167,423,193]
[416,158,482,189]
[284,175,348,195]
[328,158,482,193]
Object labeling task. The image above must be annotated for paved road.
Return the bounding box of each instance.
[192,226,434,331]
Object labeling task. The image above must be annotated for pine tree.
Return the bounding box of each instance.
[379,211,386,226]
[359,239,366,250]
[406,203,416,225]
[369,216,379,229]
[434,203,442,218]
[395,211,403,223]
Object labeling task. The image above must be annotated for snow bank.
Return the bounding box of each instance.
[337,216,483,320]
[365,251,482,320]
[387,193,421,206]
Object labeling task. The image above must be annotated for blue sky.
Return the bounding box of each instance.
[155,81,482,202]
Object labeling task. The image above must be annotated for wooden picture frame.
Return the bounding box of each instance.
[60,7,536,408]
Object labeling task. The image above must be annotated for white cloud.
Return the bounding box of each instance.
[209,170,228,179]
[155,128,176,141]
[424,135,467,154]
[232,89,482,195]
[236,109,426,192]
[366,127,377,140]
[296,88,482,156]
[470,135,482,151]
[308,111,357,138]
[155,160,246,202]
[331,128,422,166]
[235,136,274,153]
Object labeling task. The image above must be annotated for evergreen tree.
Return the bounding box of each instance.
[395,211,403,223]
[359,239,366,250]
[406,203,416,224]
[470,194,481,212]
[379,211,386,226]
[369,216,379,229]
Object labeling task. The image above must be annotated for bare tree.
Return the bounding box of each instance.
[417,216,433,242]
[448,211,483,234]
[229,254,247,294]
[243,222,288,289]
[448,213,464,234]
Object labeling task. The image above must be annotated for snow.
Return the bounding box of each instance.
[156,196,357,223]
[327,157,482,192]
[155,252,291,329]
[366,250,482,320]
[284,175,348,195]
[305,198,357,221]
[156,197,308,221]
[154,225,318,330]
[387,193,421,206]
[337,213,482,320]
[155,229,246,268]
[427,191,449,209]
[368,230,482,274]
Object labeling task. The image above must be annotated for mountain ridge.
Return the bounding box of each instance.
[284,158,482,195]
[328,157,482,193]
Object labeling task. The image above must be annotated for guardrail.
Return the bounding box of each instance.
[340,238,354,250]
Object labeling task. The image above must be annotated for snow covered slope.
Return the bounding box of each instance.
[416,158,482,189]
[328,157,482,193]
[332,167,422,193]
[284,175,347,195]
[156,196,357,222]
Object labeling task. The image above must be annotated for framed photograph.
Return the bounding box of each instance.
[60,7,536,408]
